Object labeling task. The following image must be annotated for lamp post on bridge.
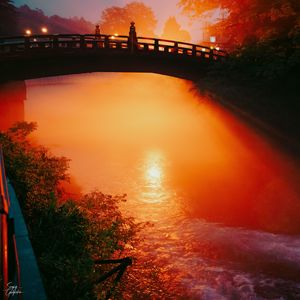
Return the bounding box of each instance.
[128,21,137,53]
[95,24,100,37]
[93,24,101,48]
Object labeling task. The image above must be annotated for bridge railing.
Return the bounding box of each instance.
[0,147,21,300]
[0,34,227,61]
[136,36,226,60]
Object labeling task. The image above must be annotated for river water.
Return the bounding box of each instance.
[1,73,300,299]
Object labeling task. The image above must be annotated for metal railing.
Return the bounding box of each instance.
[0,34,227,61]
[0,147,21,300]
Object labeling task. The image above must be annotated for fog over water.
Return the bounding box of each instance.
[2,72,299,298]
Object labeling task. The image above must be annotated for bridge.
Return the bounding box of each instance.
[0,24,226,82]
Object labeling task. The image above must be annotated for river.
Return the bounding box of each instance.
[1,73,300,299]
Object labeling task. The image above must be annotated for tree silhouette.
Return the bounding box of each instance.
[0,0,17,35]
[99,1,157,36]
[161,17,191,42]
[16,5,94,35]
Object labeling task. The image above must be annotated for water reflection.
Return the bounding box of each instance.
[0,81,26,130]
[129,150,182,224]
[142,150,165,204]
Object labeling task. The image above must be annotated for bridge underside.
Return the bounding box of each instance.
[0,49,212,82]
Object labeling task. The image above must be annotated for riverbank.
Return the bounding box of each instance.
[195,55,300,155]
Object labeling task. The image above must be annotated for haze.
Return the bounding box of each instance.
[13,0,202,40]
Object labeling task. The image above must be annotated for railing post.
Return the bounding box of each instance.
[104,36,109,49]
[128,21,137,53]
[173,42,178,54]
[116,41,122,49]
[24,36,30,50]
[53,36,58,49]
[93,25,101,49]
[192,45,196,56]
[80,35,85,49]
[154,39,159,52]
[209,47,214,60]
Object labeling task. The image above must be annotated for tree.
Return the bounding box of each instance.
[99,1,157,36]
[0,0,17,35]
[161,17,191,42]
[179,0,300,47]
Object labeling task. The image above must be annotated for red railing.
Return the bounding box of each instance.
[0,148,21,300]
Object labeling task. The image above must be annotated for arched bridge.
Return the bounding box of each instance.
[0,32,226,82]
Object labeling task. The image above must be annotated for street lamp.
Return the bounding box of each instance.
[25,29,32,35]
[41,27,48,34]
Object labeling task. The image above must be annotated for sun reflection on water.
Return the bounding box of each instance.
[147,164,162,183]
[141,151,168,204]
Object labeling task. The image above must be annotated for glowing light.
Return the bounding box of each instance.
[210,46,214,49]
[25,29,31,35]
[111,36,115,39]
[216,47,220,51]
[210,36,216,43]
[202,48,206,52]
[41,27,48,33]
[145,158,162,187]
[141,151,168,204]
[147,165,161,181]
[114,33,119,36]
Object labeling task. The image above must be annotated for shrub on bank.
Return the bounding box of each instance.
[0,122,140,299]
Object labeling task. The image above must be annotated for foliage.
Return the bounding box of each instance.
[0,122,69,212]
[99,1,157,36]
[0,0,17,35]
[179,0,300,101]
[179,0,300,47]
[0,122,138,299]
[161,17,191,42]
[78,192,142,260]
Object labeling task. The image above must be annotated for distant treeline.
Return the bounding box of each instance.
[0,2,94,36]
[16,5,94,35]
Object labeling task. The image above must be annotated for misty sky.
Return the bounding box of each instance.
[13,0,203,40]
